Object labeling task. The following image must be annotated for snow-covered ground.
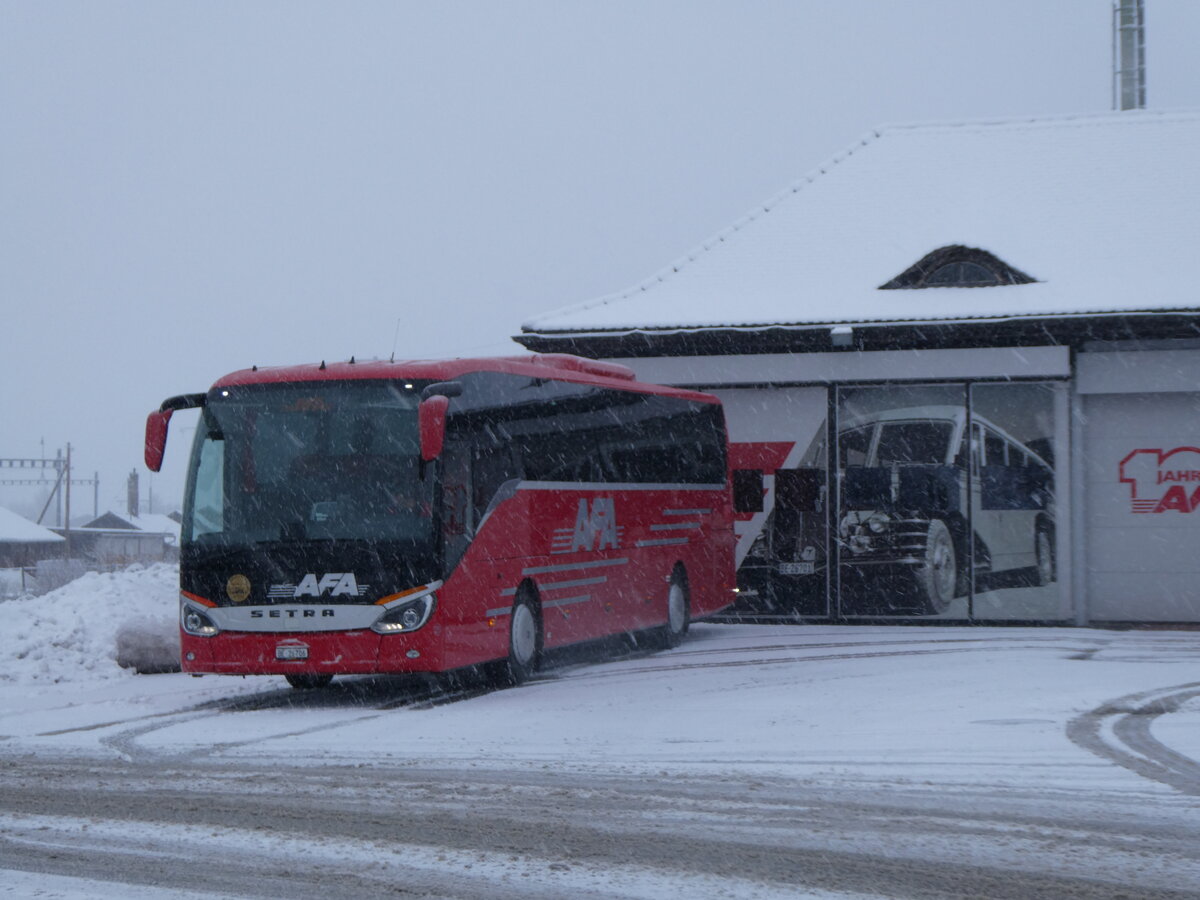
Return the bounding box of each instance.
[2,567,1199,898]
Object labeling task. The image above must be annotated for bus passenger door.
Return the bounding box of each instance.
[440,440,474,572]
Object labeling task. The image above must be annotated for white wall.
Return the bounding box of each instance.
[1082,389,1200,621]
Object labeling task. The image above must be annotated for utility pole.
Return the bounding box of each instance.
[64,443,72,559]
[0,450,100,524]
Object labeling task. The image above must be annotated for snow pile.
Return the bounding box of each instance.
[0,563,179,684]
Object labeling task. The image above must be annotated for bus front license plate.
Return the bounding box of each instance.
[276,646,309,660]
[778,562,815,575]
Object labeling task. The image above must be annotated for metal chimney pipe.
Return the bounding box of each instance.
[1113,0,1146,110]
[127,469,139,517]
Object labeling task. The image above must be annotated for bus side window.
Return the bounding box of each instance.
[472,443,521,523]
[985,429,1007,466]
[441,442,473,537]
[191,429,225,537]
[839,426,871,468]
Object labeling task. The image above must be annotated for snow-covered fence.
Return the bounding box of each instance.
[26,558,90,595]
[0,567,30,600]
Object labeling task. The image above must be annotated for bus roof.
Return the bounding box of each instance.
[208,353,721,405]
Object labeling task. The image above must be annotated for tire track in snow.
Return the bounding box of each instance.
[74,679,491,762]
[77,637,1109,759]
[41,634,1111,760]
[545,642,1106,684]
[1066,681,1200,796]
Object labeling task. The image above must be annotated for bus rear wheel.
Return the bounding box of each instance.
[285,674,333,690]
[646,566,690,650]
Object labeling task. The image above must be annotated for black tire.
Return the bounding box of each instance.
[915,519,957,615]
[285,674,333,690]
[502,585,542,685]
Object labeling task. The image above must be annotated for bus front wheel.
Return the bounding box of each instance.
[915,519,957,615]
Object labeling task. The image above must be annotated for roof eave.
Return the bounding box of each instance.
[515,309,1200,358]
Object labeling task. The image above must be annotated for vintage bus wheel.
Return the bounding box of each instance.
[285,674,333,690]
[1035,524,1055,586]
[916,519,957,615]
[505,588,543,685]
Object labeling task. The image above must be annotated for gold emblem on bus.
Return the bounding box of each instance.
[226,574,252,603]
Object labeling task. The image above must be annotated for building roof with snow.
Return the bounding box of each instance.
[519,110,1200,355]
[0,506,65,544]
[129,513,182,545]
[80,511,181,544]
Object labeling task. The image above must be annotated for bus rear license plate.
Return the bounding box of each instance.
[276,646,309,660]
[778,562,815,575]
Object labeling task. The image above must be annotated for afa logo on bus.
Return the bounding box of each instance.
[552,498,622,554]
[1119,447,1200,513]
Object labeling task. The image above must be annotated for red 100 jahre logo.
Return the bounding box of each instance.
[1119,447,1200,514]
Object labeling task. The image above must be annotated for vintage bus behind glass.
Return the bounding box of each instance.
[146,354,736,688]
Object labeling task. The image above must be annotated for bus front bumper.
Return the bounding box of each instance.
[180,629,445,676]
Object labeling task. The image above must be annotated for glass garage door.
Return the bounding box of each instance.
[835,383,1066,620]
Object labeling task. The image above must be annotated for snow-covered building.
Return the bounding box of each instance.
[518,111,1200,625]
[64,511,181,564]
[0,506,65,568]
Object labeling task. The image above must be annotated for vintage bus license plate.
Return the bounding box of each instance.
[276,645,309,660]
[778,562,815,575]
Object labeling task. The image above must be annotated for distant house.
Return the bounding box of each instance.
[0,506,65,568]
[60,511,181,564]
[519,110,1200,626]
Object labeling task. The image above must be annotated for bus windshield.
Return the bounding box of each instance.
[872,421,954,466]
[184,381,433,547]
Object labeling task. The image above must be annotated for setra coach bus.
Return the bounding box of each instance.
[145,354,737,688]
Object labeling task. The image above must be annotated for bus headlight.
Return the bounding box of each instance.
[866,512,891,534]
[180,598,219,637]
[840,511,891,554]
[372,593,436,634]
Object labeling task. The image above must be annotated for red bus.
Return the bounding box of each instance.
[145,354,736,688]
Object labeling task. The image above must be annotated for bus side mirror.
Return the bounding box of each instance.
[421,381,463,400]
[732,469,764,513]
[419,395,450,462]
[145,409,173,472]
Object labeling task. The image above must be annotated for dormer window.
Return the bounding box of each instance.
[879,245,1036,289]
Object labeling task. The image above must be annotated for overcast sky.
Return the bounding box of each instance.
[3,0,1199,519]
